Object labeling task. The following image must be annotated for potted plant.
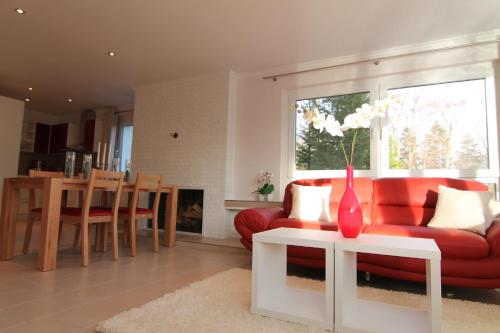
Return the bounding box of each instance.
[254,171,275,201]
[301,97,397,237]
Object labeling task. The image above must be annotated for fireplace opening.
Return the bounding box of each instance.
[148,188,204,234]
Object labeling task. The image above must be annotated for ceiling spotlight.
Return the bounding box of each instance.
[28,87,33,91]
[15,8,26,14]
[68,98,73,102]
[107,51,116,57]
[25,98,30,102]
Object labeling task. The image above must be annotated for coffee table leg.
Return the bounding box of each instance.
[251,241,286,312]
[426,258,441,332]
[335,250,357,331]
[325,248,334,331]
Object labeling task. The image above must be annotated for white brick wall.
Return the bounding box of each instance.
[133,72,230,238]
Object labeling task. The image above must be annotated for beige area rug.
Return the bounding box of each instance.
[96,268,500,333]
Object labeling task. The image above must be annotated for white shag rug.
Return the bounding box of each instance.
[96,268,500,333]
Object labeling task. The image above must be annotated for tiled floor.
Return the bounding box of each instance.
[0,222,252,332]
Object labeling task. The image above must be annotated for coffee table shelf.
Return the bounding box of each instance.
[251,228,341,330]
[335,233,441,333]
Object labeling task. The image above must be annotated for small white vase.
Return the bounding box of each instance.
[259,193,273,201]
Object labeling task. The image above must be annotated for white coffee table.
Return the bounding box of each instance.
[251,228,341,330]
[334,233,441,333]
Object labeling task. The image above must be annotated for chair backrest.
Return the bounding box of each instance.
[82,169,124,220]
[129,173,163,214]
[28,170,64,178]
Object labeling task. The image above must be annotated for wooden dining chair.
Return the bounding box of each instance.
[60,169,124,267]
[23,170,80,254]
[119,173,163,256]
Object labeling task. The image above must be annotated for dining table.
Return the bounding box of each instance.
[0,176,179,271]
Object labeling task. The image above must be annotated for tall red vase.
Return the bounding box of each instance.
[337,165,363,238]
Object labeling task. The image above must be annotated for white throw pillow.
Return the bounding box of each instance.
[427,185,500,235]
[288,184,332,222]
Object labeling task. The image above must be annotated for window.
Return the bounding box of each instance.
[295,92,370,171]
[285,71,498,184]
[385,79,493,173]
[119,125,133,171]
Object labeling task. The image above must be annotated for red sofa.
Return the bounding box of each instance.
[234,178,500,288]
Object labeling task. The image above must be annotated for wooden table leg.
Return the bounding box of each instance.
[37,178,63,271]
[164,186,178,247]
[0,179,18,261]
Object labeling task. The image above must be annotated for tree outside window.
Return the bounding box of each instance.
[295,92,370,171]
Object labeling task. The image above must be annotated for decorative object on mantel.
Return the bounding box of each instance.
[124,159,132,182]
[253,170,275,201]
[302,97,397,238]
[82,153,92,180]
[64,151,76,178]
[96,268,500,333]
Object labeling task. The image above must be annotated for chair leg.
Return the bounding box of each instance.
[81,223,89,267]
[94,224,100,252]
[122,220,130,248]
[130,218,137,257]
[101,224,108,252]
[152,215,159,252]
[23,216,35,254]
[57,222,64,248]
[111,221,118,261]
[73,225,81,248]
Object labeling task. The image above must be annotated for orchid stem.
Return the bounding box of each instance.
[350,130,358,166]
[340,140,349,166]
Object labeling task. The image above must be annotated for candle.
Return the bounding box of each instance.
[96,141,101,166]
[102,142,107,166]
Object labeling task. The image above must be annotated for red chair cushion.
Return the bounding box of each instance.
[118,207,154,215]
[61,207,113,217]
[364,225,490,259]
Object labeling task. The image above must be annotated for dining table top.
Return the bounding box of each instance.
[3,176,177,192]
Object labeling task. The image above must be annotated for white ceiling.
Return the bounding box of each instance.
[1,0,499,114]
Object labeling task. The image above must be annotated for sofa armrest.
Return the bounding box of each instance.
[486,220,500,257]
[234,207,287,244]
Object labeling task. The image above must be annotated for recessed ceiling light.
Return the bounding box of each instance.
[68,98,73,103]
[25,98,30,102]
[14,8,26,14]
[107,51,116,57]
[28,87,33,91]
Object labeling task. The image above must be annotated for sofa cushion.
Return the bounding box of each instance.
[364,225,490,259]
[371,178,488,226]
[283,178,373,225]
[288,184,333,222]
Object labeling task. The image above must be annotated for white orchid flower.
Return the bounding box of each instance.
[340,113,359,131]
[372,99,390,118]
[302,109,315,123]
[341,112,370,131]
[356,103,375,121]
[312,113,326,132]
[324,115,343,137]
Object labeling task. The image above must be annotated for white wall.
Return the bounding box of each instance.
[231,42,500,200]
[133,72,230,238]
[0,96,24,202]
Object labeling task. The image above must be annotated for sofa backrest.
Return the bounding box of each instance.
[371,178,488,226]
[283,178,374,225]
